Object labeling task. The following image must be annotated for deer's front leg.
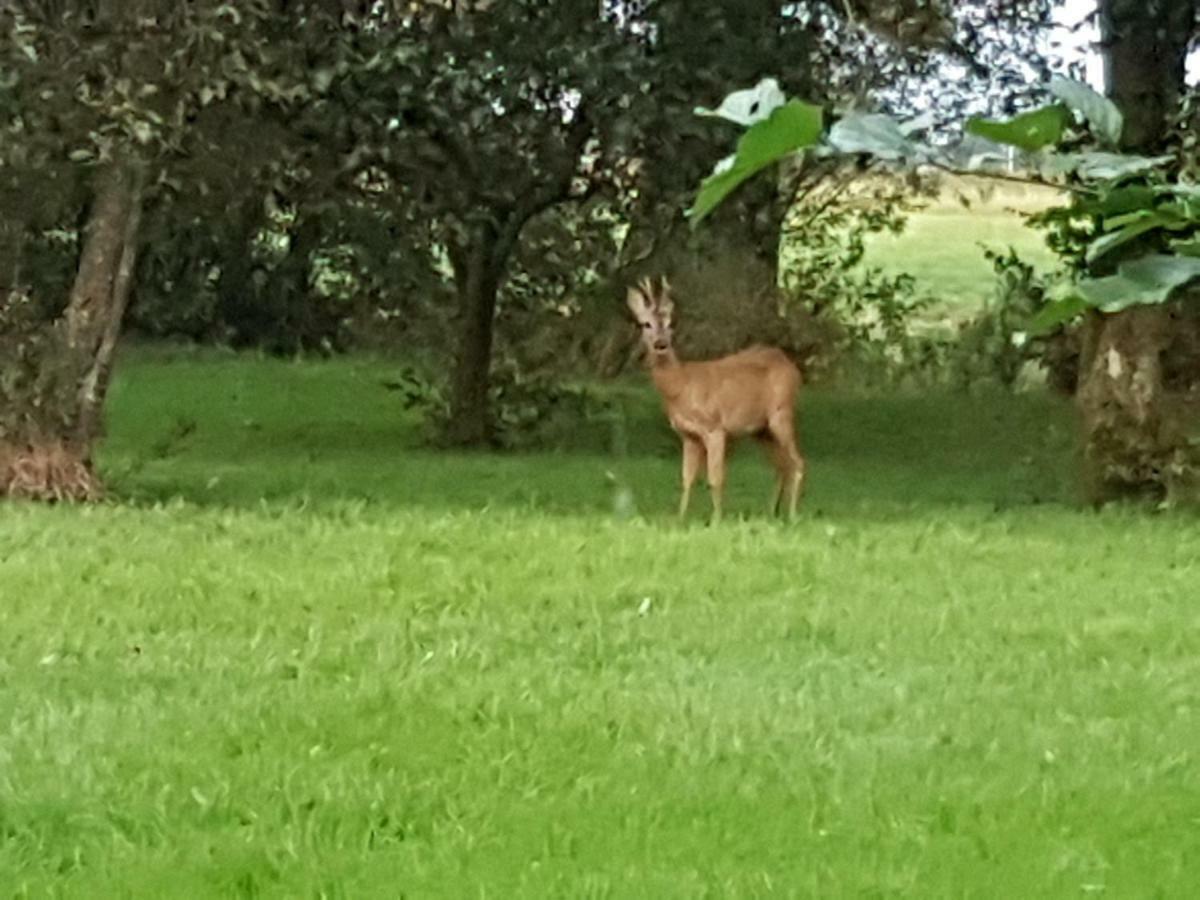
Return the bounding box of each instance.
[703,431,727,523]
[679,436,704,519]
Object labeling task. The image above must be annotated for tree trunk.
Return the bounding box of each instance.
[272,212,326,354]
[215,193,266,345]
[1075,0,1195,504]
[1077,307,1176,502]
[444,223,503,446]
[74,165,145,444]
[1100,0,1194,151]
[1,163,144,502]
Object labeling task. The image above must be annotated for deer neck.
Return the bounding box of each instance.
[648,349,684,399]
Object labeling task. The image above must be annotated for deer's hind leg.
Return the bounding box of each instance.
[767,409,806,519]
[702,431,727,523]
[679,435,705,519]
[757,434,789,516]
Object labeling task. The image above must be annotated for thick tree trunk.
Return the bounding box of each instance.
[1076,0,1195,504]
[1,163,144,502]
[444,224,503,446]
[74,165,144,444]
[270,212,327,354]
[215,193,266,345]
[1101,0,1193,151]
[1077,307,1176,502]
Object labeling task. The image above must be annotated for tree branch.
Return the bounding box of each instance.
[430,123,483,191]
[925,159,1096,196]
[512,107,594,226]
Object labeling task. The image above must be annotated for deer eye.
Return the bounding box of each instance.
[641,322,651,329]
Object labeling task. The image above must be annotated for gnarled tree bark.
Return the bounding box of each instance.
[1,162,144,501]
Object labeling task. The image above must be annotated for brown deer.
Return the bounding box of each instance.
[626,276,806,522]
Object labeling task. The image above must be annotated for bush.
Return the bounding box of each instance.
[857,247,1081,393]
[384,360,615,451]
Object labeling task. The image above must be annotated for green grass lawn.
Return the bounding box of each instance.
[3,351,1200,897]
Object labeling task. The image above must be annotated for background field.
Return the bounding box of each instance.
[4,353,1200,897]
[863,179,1064,311]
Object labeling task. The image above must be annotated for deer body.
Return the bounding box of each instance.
[627,279,805,522]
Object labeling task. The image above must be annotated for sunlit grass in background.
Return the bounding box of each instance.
[4,352,1200,896]
[863,179,1063,313]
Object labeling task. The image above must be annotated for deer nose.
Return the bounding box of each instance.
[652,339,669,351]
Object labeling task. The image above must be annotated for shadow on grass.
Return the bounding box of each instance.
[98,352,1083,519]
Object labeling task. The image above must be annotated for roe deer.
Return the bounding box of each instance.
[626,276,805,522]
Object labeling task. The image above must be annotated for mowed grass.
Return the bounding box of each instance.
[863,181,1064,311]
[3,351,1200,897]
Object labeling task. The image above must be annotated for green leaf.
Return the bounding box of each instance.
[965,104,1069,152]
[1067,151,1175,181]
[1030,291,1088,334]
[1078,254,1200,313]
[1048,75,1123,146]
[1070,185,1156,220]
[1086,207,1190,264]
[1103,204,1190,231]
[1086,216,1165,264]
[690,100,823,227]
[1156,183,1200,201]
[1171,237,1200,257]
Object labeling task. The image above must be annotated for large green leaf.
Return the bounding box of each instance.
[1031,255,1200,333]
[1082,185,1157,218]
[1080,255,1200,312]
[1027,255,1200,333]
[690,100,823,227]
[1030,290,1089,334]
[1086,206,1192,264]
[1172,237,1200,257]
[965,104,1069,152]
[1048,75,1123,146]
[1067,151,1175,181]
[1103,204,1192,231]
[1157,183,1200,201]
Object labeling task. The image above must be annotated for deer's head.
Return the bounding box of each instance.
[626,276,675,360]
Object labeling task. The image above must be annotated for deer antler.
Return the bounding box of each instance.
[636,276,658,306]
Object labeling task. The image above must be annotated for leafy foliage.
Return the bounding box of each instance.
[1048,74,1124,147]
[780,173,927,363]
[691,100,824,225]
[691,75,1200,335]
[827,112,920,160]
[1035,256,1200,331]
[387,361,613,451]
[965,105,1069,153]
